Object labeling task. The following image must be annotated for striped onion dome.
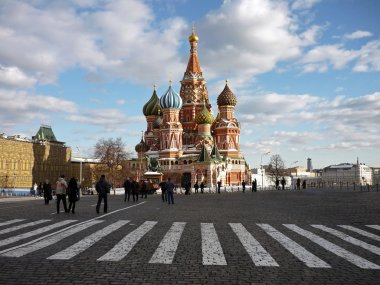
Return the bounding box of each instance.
[159,83,182,110]
[195,100,214,125]
[135,138,149,153]
[217,82,237,107]
[143,87,160,116]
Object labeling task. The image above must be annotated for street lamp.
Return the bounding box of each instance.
[261,151,270,190]
[76,147,82,196]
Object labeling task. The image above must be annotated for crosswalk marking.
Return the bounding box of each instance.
[201,223,227,265]
[0,219,25,227]
[229,223,278,266]
[284,224,380,269]
[97,221,157,261]
[1,220,103,258]
[0,220,50,235]
[48,220,129,260]
[312,225,380,255]
[339,225,380,242]
[149,222,186,264]
[0,220,77,248]
[257,224,330,268]
[366,225,380,231]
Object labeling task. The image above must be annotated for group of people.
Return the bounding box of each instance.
[122,177,149,203]
[54,175,80,214]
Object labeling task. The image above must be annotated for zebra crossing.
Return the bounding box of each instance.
[0,218,379,269]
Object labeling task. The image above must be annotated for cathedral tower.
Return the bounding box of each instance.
[212,82,241,158]
[180,27,210,147]
[143,84,160,149]
[159,82,183,158]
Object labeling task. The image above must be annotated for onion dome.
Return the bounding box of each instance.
[189,31,199,43]
[159,82,182,109]
[195,99,214,125]
[153,111,163,129]
[135,137,149,153]
[143,86,160,116]
[217,81,237,107]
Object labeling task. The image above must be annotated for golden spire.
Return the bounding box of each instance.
[189,23,199,43]
[225,79,228,85]
[153,82,157,91]
[169,79,172,86]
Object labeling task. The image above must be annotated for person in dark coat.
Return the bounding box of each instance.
[194,181,199,194]
[42,179,52,205]
[141,180,147,199]
[123,177,132,202]
[217,181,221,194]
[296,178,301,190]
[166,178,175,205]
[200,181,205,193]
[242,180,246,193]
[159,180,167,202]
[281,177,286,190]
[302,180,306,189]
[252,179,257,192]
[96,174,110,214]
[67,177,79,214]
[132,179,139,202]
[275,178,280,190]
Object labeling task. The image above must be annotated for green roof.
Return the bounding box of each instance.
[197,143,211,163]
[211,143,222,161]
[33,125,57,142]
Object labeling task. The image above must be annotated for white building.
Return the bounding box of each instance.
[322,163,373,185]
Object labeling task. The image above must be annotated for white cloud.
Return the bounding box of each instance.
[0,65,36,88]
[116,99,126,105]
[291,0,321,10]
[344,30,373,40]
[198,0,302,79]
[0,89,77,128]
[0,0,187,86]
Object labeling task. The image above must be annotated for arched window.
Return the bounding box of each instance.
[184,160,187,165]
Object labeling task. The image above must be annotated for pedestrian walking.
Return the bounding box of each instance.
[296,178,301,190]
[123,177,132,202]
[217,180,221,194]
[252,179,257,192]
[95,174,110,214]
[200,181,205,193]
[275,178,280,190]
[141,180,147,199]
[194,181,199,194]
[55,175,68,214]
[166,178,175,205]
[67,177,79,214]
[38,182,43,197]
[159,180,167,202]
[242,180,246,193]
[281,177,286,190]
[32,182,38,197]
[302,180,306,189]
[132,179,139,202]
[43,179,52,205]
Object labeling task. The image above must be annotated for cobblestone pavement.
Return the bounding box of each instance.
[0,189,379,284]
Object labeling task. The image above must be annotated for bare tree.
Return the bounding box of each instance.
[94,138,130,187]
[267,154,285,185]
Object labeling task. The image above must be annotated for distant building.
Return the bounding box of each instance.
[322,163,373,185]
[307,158,313,172]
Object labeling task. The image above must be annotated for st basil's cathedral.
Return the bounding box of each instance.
[134,29,249,188]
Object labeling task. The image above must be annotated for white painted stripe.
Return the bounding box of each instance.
[201,223,227,265]
[284,224,380,269]
[0,219,25,227]
[0,220,50,235]
[339,225,380,242]
[257,224,330,268]
[48,220,129,260]
[149,222,186,264]
[1,220,103,257]
[0,220,77,247]
[229,223,278,267]
[313,225,380,255]
[98,221,157,261]
[0,202,146,256]
[366,225,380,231]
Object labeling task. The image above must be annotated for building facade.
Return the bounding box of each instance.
[136,29,249,187]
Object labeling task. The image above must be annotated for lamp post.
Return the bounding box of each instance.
[261,151,270,190]
[76,147,83,197]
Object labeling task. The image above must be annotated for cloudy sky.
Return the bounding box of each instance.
[0,0,379,169]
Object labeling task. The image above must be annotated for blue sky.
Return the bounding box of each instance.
[0,0,379,169]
